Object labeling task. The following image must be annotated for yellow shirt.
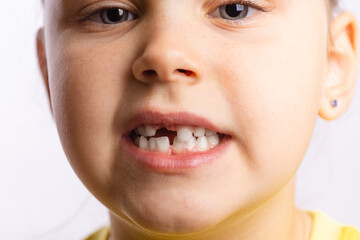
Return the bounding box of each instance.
[84,211,360,240]
[308,211,360,240]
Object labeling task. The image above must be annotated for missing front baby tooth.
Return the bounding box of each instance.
[133,127,177,145]
[132,126,225,154]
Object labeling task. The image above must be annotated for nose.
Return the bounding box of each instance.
[132,25,203,85]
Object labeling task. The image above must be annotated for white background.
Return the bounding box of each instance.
[0,1,359,239]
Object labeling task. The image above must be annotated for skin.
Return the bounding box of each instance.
[36,0,359,239]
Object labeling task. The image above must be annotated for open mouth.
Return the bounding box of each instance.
[130,124,226,155]
[120,111,232,170]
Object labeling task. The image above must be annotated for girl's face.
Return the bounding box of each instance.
[40,0,331,234]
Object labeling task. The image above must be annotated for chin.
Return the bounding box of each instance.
[129,212,220,235]
[118,195,228,235]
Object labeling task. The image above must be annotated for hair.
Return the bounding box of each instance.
[330,0,338,7]
[327,0,340,51]
[328,0,339,14]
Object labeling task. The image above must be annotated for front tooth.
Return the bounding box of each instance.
[207,134,219,148]
[177,127,193,142]
[149,137,157,151]
[196,136,208,150]
[173,137,186,151]
[156,137,170,153]
[135,137,140,146]
[194,127,205,137]
[186,136,196,149]
[139,136,149,150]
[205,129,217,137]
[144,125,156,137]
[136,126,146,136]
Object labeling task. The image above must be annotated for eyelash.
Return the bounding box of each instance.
[81,6,137,26]
[213,0,265,12]
[208,0,267,25]
[80,0,266,26]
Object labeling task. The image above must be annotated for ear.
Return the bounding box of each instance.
[36,28,53,116]
[319,11,359,121]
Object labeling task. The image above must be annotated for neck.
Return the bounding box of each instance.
[108,176,313,240]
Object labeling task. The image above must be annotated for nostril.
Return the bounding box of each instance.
[176,69,193,76]
[143,70,156,76]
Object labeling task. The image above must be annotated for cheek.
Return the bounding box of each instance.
[214,10,328,185]
[46,34,135,191]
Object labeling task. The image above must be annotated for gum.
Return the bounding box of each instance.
[137,124,198,133]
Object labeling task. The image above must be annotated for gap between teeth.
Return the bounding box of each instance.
[134,125,220,154]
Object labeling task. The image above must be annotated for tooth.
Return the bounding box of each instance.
[139,136,148,150]
[196,136,208,150]
[156,137,170,153]
[194,127,205,137]
[135,137,140,146]
[173,137,186,151]
[205,129,217,137]
[135,126,146,136]
[144,125,156,137]
[185,136,196,149]
[207,134,219,148]
[149,137,157,151]
[177,126,193,142]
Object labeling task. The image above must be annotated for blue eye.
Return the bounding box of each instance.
[89,8,137,24]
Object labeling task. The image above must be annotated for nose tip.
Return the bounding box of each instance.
[132,38,201,84]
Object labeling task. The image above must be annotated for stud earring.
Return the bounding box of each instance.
[331,100,338,108]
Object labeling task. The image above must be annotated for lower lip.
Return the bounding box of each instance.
[120,135,232,171]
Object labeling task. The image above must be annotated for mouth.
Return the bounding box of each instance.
[130,124,226,154]
[121,111,232,171]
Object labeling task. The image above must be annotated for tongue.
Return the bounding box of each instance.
[154,128,177,144]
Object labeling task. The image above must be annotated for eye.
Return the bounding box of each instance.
[209,3,256,21]
[220,4,248,20]
[88,8,137,24]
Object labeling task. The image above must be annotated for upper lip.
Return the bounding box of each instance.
[123,110,230,136]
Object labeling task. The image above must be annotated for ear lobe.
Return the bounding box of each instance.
[319,11,359,121]
[36,28,53,116]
